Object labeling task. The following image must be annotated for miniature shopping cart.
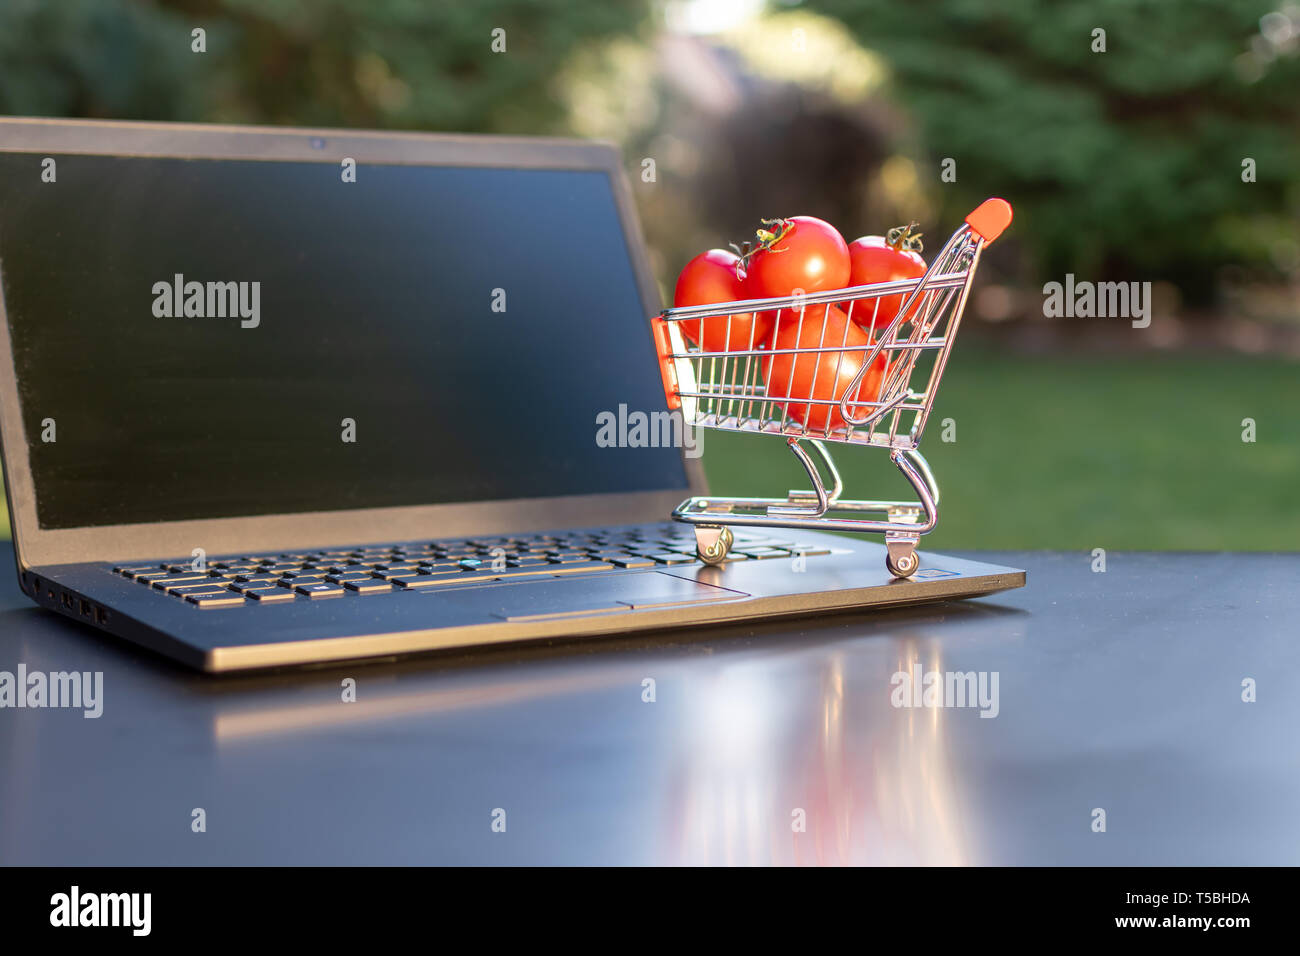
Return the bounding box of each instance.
[652,198,1013,578]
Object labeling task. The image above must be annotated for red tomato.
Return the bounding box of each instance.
[762,305,890,433]
[845,222,928,334]
[743,215,851,302]
[673,249,772,353]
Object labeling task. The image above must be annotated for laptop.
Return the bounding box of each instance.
[0,118,1024,672]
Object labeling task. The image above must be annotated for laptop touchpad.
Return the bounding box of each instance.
[425,571,748,623]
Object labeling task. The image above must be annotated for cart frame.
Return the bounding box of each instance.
[652,199,1012,577]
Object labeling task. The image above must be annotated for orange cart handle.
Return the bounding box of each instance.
[651,316,682,411]
[965,198,1013,244]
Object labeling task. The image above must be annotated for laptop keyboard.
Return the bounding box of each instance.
[109,523,833,608]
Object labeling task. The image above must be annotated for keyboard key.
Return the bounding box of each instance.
[390,573,487,589]
[150,574,214,589]
[789,544,832,556]
[228,581,277,594]
[161,582,230,596]
[609,557,656,569]
[233,572,284,583]
[547,561,616,576]
[117,569,165,581]
[295,583,344,599]
[485,566,568,580]
[325,571,377,584]
[344,580,394,594]
[373,569,430,582]
[133,571,178,583]
[643,552,693,565]
[243,587,296,603]
[187,592,245,608]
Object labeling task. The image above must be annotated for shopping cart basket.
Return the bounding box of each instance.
[652,198,1013,578]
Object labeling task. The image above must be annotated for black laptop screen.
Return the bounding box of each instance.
[0,151,687,529]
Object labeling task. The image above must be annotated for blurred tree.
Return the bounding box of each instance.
[805,0,1300,304]
[696,86,893,246]
[0,0,205,118]
[0,0,650,133]
[558,22,902,299]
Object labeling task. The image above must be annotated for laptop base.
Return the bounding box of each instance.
[24,525,1024,672]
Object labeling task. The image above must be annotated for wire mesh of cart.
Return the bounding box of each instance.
[651,198,1013,577]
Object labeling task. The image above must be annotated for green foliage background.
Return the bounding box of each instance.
[807,0,1300,300]
[0,0,1296,549]
[0,0,650,133]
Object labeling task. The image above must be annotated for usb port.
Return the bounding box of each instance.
[79,598,92,617]
[60,592,74,609]
[94,606,111,625]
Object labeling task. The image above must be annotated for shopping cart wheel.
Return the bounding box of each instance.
[695,525,733,566]
[885,551,919,578]
[885,536,920,578]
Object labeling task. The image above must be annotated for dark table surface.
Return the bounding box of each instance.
[0,547,1295,865]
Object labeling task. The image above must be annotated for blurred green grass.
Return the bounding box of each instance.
[700,347,1300,551]
[0,349,1295,550]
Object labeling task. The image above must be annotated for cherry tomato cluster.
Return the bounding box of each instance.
[673,215,928,431]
